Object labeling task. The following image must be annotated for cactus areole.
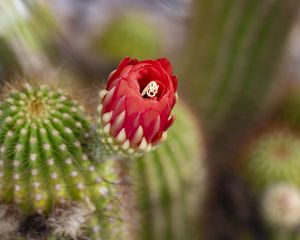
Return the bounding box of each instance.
[98,57,178,156]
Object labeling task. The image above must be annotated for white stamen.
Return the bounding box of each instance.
[142,81,159,98]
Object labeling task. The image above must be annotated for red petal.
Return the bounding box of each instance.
[125,96,146,116]
[171,76,178,92]
[123,112,141,140]
[107,57,131,88]
[141,109,161,142]
[111,95,126,119]
[163,115,175,131]
[119,65,133,78]
[157,58,172,76]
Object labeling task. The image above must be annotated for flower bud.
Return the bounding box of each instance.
[98,57,178,156]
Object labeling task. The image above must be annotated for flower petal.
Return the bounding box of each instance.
[157,58,172,76]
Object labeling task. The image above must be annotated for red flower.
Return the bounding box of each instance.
[98,57,178,154]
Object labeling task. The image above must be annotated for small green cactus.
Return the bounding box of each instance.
[244,129,300,192]
[0,83,120,239]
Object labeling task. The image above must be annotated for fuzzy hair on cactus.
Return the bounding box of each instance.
[244,129,300,191]
[98,57,178,157]
[0,82,120,239]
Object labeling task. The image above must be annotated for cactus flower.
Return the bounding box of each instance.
[98,57,178,156]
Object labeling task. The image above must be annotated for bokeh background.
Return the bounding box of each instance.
[1,0,300,239]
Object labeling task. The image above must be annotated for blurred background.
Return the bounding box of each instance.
[2,0,300,239]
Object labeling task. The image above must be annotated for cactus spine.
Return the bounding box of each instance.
[0,83,120,239]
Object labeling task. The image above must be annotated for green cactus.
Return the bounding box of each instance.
[0,83,120,239]
[0,0,60,74]
[128,102,205,240]
[244,129,300,192]
[94,14,160,61]
[274,87,300,131]
[0,36,21,80]
[185,0,300,137]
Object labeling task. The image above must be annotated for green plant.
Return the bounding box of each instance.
[0,82,120,239]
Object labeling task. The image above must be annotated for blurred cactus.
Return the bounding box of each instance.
[0,0,60,75]
[93,14,160,62]
[275,87,300,131]
[244,129,300,191]
[185,0,300,136]
[131,102,205,240]
[262,183,300,229]
[0,36,21,81]
[184,0,300,239]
